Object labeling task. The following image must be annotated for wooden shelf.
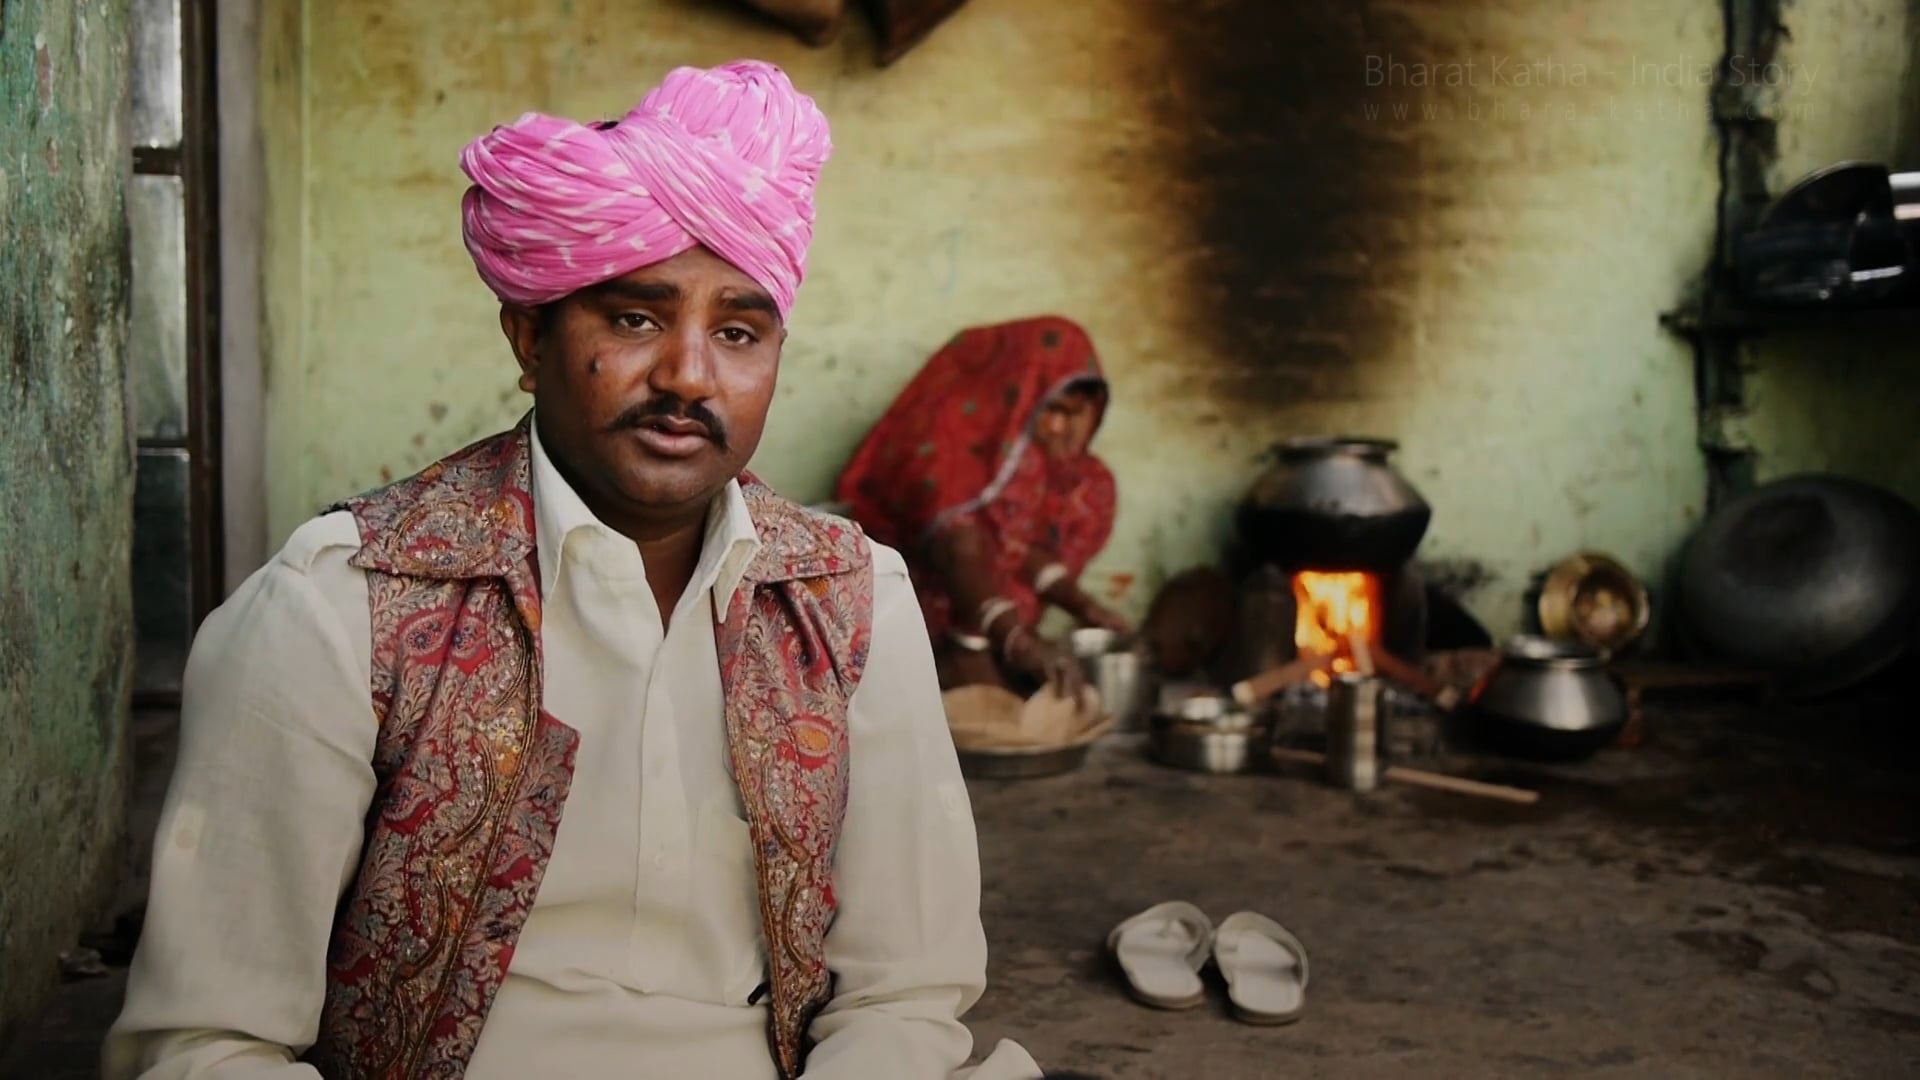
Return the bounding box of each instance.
[1661,300,1920,336]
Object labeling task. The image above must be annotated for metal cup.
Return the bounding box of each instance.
[1068,628,1152,731]
[1089,650,1151,731]
[1325,673,1383,792]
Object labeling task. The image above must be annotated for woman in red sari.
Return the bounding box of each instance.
[836,315,1130,691]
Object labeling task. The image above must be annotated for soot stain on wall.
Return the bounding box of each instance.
[1139,1,1451,415]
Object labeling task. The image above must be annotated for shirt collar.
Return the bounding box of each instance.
[528,418,760,608]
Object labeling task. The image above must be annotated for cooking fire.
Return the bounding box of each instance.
[1292,571,1382,686]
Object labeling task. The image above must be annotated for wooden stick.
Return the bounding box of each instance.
[1384,765,1539,805]
[1230,653,1333,707]
[1616,686,1645,749]
[1267,746,1540,805]
[1347,632,1376,677]
[1370,649,1463,711]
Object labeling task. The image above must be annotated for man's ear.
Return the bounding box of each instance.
[500,304,545,393]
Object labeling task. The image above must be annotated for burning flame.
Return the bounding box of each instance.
[1293,571,1381,686]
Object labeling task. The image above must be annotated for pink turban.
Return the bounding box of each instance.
[459,60,830,318]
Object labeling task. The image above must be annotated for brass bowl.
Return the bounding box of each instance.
[1538,552,1650,653]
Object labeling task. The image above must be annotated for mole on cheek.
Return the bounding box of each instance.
[588,360,602,376]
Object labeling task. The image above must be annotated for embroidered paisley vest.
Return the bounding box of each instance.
[300,426,873,1080]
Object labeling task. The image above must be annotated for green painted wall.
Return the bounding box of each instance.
[261,0,1732,636]
[0,0,133,1041]
[1740,0,1920,502]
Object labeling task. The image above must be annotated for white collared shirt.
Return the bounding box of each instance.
[103,425,1040,1080]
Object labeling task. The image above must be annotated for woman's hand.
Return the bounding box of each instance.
[1003,627,1087,700]
[1077,600,1133,636]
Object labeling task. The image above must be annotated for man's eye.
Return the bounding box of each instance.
[614,313,657,331]
[717,327,758,346]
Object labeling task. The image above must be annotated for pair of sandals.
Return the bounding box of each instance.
[1107,902,1309,1025]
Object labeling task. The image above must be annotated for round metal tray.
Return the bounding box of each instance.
[958,740,1096,780]
[955,717,1113,780]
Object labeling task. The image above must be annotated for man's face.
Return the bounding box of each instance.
[1034,388,1103,460]
[502,246,785,525]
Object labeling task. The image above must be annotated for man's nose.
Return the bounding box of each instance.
[648,324,719,401]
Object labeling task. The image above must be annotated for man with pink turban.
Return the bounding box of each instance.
[106,61,1043,1080]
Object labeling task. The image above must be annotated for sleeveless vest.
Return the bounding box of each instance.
[300,425,873,1079]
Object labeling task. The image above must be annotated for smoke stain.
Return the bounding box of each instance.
[1136,0,1440,414]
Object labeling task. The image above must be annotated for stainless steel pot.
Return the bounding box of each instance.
[1237,437,1432,571]
[1678,475,1920,696]
[1463,636,1627,762]
[1148,722,1268,774]
[1167,693,1261,730]
[1147,695,1267,772]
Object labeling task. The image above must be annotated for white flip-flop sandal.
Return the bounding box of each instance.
[1212,911,1309,1025]
[1106,901,1215,1010]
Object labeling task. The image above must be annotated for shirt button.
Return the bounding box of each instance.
[653,851,669,870]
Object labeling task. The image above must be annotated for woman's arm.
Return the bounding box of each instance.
[926,523,1082,694]
[1017,545,1130,634]
[1022,460,1128,632]
[925,522,1003,639]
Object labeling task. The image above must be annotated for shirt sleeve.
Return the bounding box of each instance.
[102,514,378,1080]
[801,542,1041,1080]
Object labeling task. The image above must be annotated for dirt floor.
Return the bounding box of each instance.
[964,683,1920,1078]
[5,685,1918,1079]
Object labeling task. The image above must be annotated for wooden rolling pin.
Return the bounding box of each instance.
[1269,746,1540,806]
[1229,652,1334,707]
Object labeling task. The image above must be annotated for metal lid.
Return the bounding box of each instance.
[1152,712,1264,735]
[1154,694,1259,732]
[1274,436,1400,463]
[1068,627,1124,659]
[1501,634,1609,670]
[1173,694,1234,721]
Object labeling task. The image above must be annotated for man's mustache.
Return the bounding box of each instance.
[605,395,730,452]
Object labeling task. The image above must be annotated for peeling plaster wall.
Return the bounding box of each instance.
[1740,0,1920,504]
[0,0,133,1039]
[260,0,1722,634]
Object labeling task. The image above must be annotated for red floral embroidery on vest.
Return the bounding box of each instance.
[302,422,871,1080]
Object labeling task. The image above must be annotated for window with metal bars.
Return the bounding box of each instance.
[129,0,221,703]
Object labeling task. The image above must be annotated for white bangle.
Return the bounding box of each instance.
[1033,562,1070,594]
[948,630,991,653]
[999,624,1030,663]
[977,597,1018,633]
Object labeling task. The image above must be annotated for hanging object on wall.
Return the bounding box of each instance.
[733,0,848,47]
[1733,161,1914,308]
[727,0,974,64]
[860,0,973,65]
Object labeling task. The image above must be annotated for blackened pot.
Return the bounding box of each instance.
[1677,474,1920,697]
[1237,437,1433,572]
[1461,636,1627,763]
